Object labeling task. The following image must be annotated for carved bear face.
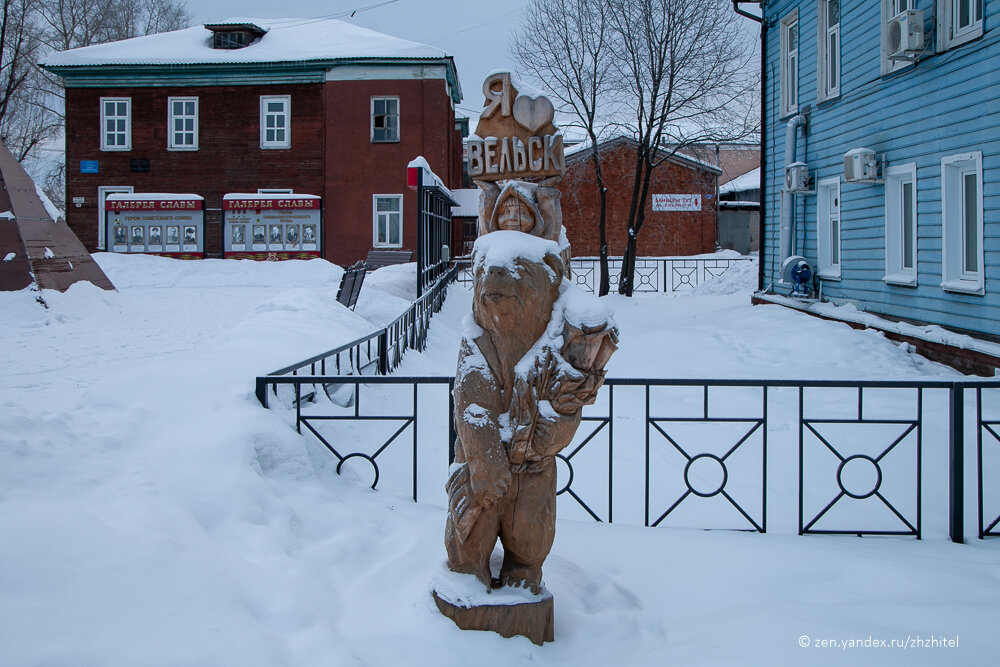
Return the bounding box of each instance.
[472,253,562,344]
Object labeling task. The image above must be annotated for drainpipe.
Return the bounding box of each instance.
[780,114,807,265]
[731,1,765,290]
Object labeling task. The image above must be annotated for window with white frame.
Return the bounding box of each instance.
[260,95,290,149]
[941,151,984,294]
[168,97,198,150]
[780,11,799,117]
[817,0,841,101]
[884,163,918,285]
[371,97,399,142]
[817,177,841,279]
[373,195,402,247]
[101,98,131,151]
[881,0,918,75]
[938,0,984,50]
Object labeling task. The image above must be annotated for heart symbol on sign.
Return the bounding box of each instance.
[512,94,554,133]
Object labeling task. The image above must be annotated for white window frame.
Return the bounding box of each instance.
[373,194,403,248]
[817,177,842,280]
[938,0,984,51]
[817,0,841,102]
[260,95,291,149]
[167,97,198,150]
[881,0,918,75]
[97,185,134,249]
[884,163,918,286]
[100,97,132,151]
[941,151,984,294]
[371,96,400,143]
[780,11,799,118]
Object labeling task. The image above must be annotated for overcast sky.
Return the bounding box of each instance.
[190,0,533,121]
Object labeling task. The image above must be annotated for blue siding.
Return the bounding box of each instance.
[762,0,1000,337]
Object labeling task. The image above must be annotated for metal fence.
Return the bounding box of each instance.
[254,374,1000,542]
[454,256,752,294]
[259,264,457,383]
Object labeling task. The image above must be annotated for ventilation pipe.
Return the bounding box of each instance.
[779,114,808,265]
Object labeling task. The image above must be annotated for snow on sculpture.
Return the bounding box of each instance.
[434,72,617,644]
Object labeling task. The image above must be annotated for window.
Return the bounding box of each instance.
[372,97,399,142]
[881,0,917,75]
[817,177,841,279]
[817,0,840,101]
[941,152,984,294]
[101,98,131,151]
[884,163,918,286]
[373,195,402,247]
[260,95,290,149]
[213,31,247,49]
[168,97,198,150]
[780,11,799,117]
[938,0,984,50]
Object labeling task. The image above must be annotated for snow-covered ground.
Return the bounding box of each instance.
[1,254,996,666]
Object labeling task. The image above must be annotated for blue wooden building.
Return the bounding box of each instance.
[751,0,998,340]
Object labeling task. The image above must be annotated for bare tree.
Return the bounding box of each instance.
[12,0,190,207]
[0,0,60,161]
[607,0,758,295]
[511,0,618,295]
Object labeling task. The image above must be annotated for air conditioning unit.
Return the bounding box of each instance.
[844,148,878,182]
[785,162,810,192]
[887,9,924,60]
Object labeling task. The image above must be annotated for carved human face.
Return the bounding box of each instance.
[495,196,537,233]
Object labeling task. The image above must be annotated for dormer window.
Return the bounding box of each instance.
[214,31,247,49]
[205,22,267,50]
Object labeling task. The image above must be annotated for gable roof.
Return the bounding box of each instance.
[565,136,722,174]
[42,17,449,66]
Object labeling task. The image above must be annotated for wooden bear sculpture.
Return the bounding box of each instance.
[445,231,616,594]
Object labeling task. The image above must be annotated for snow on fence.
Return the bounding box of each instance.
[255,375,1000,542]
[455,256,753,294]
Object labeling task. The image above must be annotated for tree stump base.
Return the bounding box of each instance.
[433,584,554,645]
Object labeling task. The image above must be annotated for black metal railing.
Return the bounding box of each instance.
[256,264,458,396]
[455,256,751,294]
[254,373,1000,542]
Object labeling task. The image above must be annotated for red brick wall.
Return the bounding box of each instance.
[322,78,461,266]
[561,141,718,257]
[65,84,326,255]
[65,77,463,265]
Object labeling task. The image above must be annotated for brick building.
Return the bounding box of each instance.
[42,18,464,266]
[561,137,722,257]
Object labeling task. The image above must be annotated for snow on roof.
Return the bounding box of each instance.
[450,188,479,217]
[223,193,319,200]
[719,167,760,194]
[107,193,204,201]
[564,136,722,174]
[42,17,450,68]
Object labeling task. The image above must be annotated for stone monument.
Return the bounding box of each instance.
[432,72,618,645]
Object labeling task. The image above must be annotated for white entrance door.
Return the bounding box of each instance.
[97,185,134,249]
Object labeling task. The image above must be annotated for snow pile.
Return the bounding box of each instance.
[472,230,561,277]
[683,257,758,296]
[1,253,996,666]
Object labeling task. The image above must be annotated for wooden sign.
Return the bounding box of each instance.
[469,72,564,182]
